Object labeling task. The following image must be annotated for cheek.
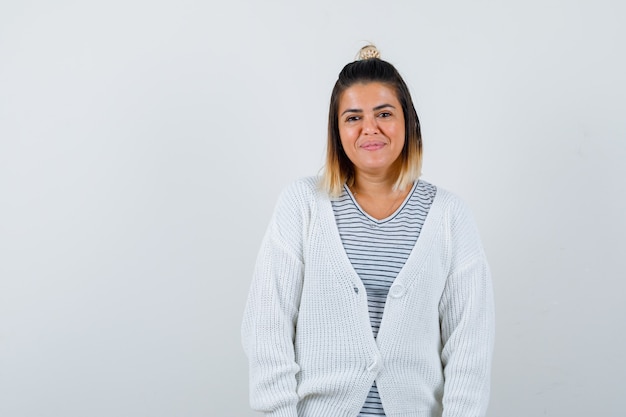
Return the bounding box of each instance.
[338,127,356,145]
[391,124,406,142]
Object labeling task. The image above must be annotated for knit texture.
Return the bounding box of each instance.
[242,177,495,417]
[332,180,436,416]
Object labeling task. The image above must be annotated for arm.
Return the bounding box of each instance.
[241,191,306,417]
[439,200,495,417]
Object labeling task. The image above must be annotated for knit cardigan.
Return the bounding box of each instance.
[242,177,495,417]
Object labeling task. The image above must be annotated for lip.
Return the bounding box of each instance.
[360,141,386,151]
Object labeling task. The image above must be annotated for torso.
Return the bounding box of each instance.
[331,179,437,416]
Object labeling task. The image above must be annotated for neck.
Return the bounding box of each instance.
[349,171,413,220]
[352,171,403,197]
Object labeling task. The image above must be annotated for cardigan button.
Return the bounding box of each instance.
[367,357,382,372]
[389,283,406,298]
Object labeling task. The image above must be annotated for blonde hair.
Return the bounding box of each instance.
[322,45,422,197]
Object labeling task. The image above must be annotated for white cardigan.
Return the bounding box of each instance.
[242,177,494,417]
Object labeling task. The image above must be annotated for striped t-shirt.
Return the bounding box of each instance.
[331,180,436,416]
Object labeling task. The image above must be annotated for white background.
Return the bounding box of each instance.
[1,1,625,416]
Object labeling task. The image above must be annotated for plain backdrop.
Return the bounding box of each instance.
[1,1,625,416]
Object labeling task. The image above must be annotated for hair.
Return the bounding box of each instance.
[322,45,422,197]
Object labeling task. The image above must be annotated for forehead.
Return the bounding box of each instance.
[339,82,400,110]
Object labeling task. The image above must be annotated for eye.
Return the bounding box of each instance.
[345,115,361,122]
[378,112,392,118]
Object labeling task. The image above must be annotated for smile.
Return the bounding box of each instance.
[360,141,386,151]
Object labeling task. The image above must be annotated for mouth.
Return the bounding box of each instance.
[360,141,386,151]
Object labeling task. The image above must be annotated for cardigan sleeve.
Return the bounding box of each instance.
[241,184,309,417]
[438,198,495,417]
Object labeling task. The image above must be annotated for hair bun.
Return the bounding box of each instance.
[358,45,381,60]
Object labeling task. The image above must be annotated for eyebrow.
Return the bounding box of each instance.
[340,103,396,116]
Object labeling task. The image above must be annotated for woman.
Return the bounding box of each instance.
[242,45,494,417]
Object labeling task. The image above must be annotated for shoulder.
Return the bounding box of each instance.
[423,180,482,242]
[425,181,474,220]
[270,176,325,230]
[282,176,322,196]
[264,177,326,254]
[426,182,486,264]
[276,176,325,210]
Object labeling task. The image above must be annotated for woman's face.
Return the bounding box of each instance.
[337,82,405,179]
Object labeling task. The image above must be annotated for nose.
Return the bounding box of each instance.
[362,115,379,135]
